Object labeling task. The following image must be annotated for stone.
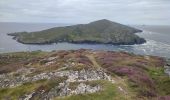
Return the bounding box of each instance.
[164,66,170,76]
[0,68,115,99]
[19,92,35,100]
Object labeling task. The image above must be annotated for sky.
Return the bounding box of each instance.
[0,0,170,25]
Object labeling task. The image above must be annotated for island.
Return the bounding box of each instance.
[0,49,170,100]
[8,19,146,45]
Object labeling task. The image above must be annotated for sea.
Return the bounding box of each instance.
[0,22,170,58]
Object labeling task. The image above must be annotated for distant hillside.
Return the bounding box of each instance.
[8,19,146,45]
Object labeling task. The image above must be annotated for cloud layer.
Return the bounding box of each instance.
[0,0,169,25]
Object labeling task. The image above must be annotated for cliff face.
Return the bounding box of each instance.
[8,19,146,45]
[0,49,169,100]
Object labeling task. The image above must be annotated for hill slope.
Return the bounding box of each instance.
[0,49,170,100]
[8,19,146,45]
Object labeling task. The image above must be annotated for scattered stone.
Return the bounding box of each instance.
[0,68,114,88]
[19,92,35,100]
[46,82,101,99]
[47,56,58,61]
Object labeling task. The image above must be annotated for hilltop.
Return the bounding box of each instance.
[0,49,170,100]
[8,19,146,45]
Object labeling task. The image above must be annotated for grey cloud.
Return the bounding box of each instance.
[0,0,169,25]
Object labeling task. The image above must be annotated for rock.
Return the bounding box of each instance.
[67,71,79,82]
[166,59,170,66]
[164,66,170,76]
[19,92,35,100]
[47,56,58,61]
[45,61,56,66]
[164,59,170,76]
[75,83,101,94]
[0,68,115,99]
[46,82,101,99]
[0,68,114,88]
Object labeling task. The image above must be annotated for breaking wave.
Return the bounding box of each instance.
[131,39,170,58]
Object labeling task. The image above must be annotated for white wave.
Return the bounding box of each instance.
[142,31,160,34]
[132,39,170,57]
[145,39,170,49]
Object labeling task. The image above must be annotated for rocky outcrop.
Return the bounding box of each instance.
[164,59,170,76]
[0,68,114,88]
[19,92,35,100]
[0,68,114,100]
[46,82,101,99]
[19,82,101,100]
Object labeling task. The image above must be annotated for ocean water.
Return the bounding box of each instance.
[0,23,170,58]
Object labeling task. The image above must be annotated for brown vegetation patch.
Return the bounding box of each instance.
[158,96,170,100]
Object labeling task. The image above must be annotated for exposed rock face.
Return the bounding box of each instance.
[164,66,170,76]
[164,59,170,76]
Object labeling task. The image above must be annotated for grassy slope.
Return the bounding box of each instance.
[0,51,48,73]
[0,80,47,100]
[0,50,169,100]
[0,78,66,100]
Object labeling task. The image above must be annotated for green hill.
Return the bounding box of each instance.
[8,19,146,45]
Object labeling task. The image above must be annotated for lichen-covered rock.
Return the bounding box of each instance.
[74,83,101,94]
[45,82,101,99]
[0,68,113,88]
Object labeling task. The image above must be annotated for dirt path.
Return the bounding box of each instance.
[86,54,133,99]
[86,55,101,68]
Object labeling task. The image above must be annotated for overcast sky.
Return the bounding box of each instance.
[0,0,169,25]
